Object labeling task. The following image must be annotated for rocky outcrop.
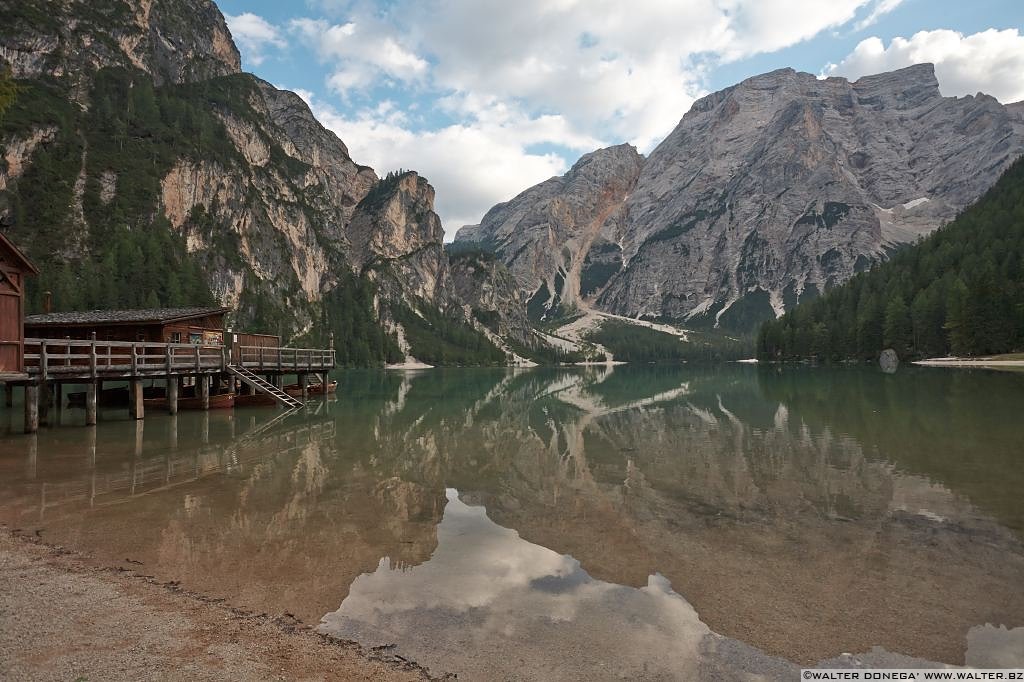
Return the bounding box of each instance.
[155,77,380,320]
[459,65,1024,329]
[449,251,533,344]
[0,0,240,88]
[347,171,456,311]
[0,125,57,192]
[0,0,529,356]
[0,0,446,340]
[455,144,643,320]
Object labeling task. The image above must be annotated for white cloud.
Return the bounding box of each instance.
[301,92,580,238]
[225,13,286,66]
[826,29,1024,103]
[721,0,868,59]
[290,17,428,93]
[271,2,1024,234]
[854,0,906,31]
[293,0,892,154]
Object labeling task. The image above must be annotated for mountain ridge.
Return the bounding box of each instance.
[0,0,513,365]
[457,62,1024,331]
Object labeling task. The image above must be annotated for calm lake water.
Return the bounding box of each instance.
[1,365,1023,679]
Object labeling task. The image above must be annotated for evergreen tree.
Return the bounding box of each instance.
[0,65,19,123]
[883,294,912,355]
[758,157,1024,361]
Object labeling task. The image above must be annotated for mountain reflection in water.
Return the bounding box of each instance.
[0,364,1022,677]
[320,488,796,680]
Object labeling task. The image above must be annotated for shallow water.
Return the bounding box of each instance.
[1,365,1022,678]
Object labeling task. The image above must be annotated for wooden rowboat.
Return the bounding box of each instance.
[283,381,337,398]
[67,387,129,407]
[68,385,164,407]
[143,393,236,410]
[234,392,278,407]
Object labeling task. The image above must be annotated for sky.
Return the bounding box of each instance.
[214,0,1024,240]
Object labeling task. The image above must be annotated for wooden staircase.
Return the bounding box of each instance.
[227,365,303,409]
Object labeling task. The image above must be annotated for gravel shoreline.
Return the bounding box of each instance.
[0,529,444,681]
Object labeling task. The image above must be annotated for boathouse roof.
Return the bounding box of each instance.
[0,231,40,275]
[25,306,231,327]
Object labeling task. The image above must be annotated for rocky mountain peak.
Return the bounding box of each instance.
[0,0,240,87]
[568,143,644,178]
[349,171,444,265]
[460,63,1024,331]
[847,62,941,108]
[454,143,645,318]
[346,171,457,308]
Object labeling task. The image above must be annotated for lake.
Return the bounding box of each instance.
[1,364,1022,679]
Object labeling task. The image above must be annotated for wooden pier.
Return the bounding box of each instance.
[2,337,336,433]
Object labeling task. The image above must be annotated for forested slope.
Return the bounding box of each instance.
[758,157,1024,360]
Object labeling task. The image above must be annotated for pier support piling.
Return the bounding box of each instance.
[167,378,178,415]
[129,379,144,420]
[85,382,97,426]
[24,384,39,434]
[322,371,329,397]
[199,375,210,410]
[300,373,308,400]
[3,383,11,408]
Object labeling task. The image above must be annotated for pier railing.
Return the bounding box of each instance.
[22,339,335,379]
[24,339,224,379]
[236,346,335,371]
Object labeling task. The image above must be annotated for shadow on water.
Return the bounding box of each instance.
[0,364,1022,677]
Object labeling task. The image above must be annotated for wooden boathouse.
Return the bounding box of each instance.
[24,306,232,345]
[0,238,338,434]
[0,232,39,378]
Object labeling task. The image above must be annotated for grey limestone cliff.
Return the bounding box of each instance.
[455,143,643,320]
[458,64,1024,329]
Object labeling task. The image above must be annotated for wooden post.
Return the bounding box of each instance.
[129,378,144,420]
[40,340,48,384]
[3,383,11,408]
[322,370,329,396]
[130,343,139,376]
[85,381,98,426]
[300,373,308,400]
[199,375,210,410]
[89,333,98,380]
[167,377,178,415]
[36,340,48,426]
[24,384,39,434]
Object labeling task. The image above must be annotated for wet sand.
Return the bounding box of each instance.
[0,529,440,681]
